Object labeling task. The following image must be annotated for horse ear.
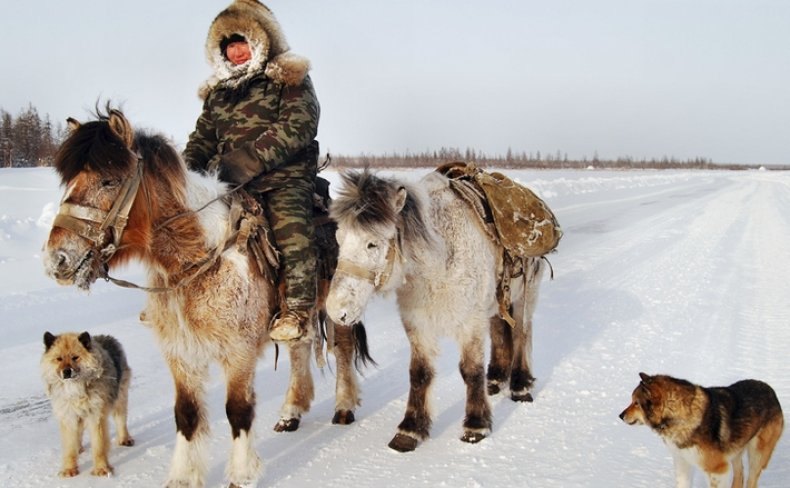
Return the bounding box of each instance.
[107,110,134,148]
[393,186,408,213]
[66,118,81,131]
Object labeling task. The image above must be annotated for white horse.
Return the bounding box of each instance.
[326,169,544,452]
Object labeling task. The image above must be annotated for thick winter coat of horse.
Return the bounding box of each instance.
[42,108,367,487]
[326,169,545,452]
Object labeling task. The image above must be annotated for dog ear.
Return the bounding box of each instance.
[638,373,654,397]
[43,332,57,351]
[78,331,92,351]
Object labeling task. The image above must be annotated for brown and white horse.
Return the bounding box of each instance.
[42,108,367,487]
[326,169,544,452]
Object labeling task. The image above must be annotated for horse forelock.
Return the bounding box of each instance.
[54,120,135,184]
[55,110,186,192]
[331,170,434,252]
[331,170,400,238]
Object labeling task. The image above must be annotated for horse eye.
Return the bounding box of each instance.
[101,178,118,188]
[367,242,378,249]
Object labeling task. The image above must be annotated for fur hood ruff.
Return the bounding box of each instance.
[199,0,310,100]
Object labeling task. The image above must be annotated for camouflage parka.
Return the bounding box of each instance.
[184,0,320,192]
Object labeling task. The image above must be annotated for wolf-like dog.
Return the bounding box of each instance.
[40,331,134,477]
[620,372,783,488]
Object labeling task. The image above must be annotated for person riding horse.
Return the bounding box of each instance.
[184,0,319,342]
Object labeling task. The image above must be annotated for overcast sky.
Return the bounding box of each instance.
[2,0,789,165]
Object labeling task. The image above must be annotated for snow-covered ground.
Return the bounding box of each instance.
[0,167,787,487]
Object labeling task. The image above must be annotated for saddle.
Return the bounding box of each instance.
[437,161,562,326]
[229,176,338,287]
[437,161,562,258]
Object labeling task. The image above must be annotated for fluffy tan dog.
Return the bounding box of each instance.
[41,331,134,477]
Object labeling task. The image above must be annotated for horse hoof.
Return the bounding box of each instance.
[487,382,502,395]
[332,410,355,425]
[274,417,300,432]
[511,391,533,402]
[461,431,487,443]
[388,433,419,452]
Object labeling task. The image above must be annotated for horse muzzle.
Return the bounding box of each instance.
[326,276,373,327]
[43,245,99,290]
[326,303,358,327]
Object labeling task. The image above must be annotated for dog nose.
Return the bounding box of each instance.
[618,411,625,420]
[62,368,72,379]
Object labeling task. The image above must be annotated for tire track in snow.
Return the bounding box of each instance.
[529,172,790,487]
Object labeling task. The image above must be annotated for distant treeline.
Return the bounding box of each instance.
[1,104,65,168]
[331,147,789,171]
[3,104,787,170]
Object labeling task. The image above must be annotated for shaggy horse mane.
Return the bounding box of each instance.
[331,169,433,252]
[54,106,184,189]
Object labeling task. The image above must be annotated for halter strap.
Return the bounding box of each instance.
[52,155,143,280]
[335,238,399,290]
[100,160,143,249]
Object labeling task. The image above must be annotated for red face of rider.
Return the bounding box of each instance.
[226,41,252,65]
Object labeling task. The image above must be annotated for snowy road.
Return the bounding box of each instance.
[0,168,787,487]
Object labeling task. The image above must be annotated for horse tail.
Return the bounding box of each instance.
[351,321,376,371]
[316,312,376,372]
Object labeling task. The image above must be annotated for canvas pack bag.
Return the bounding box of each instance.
[438,162,562,258]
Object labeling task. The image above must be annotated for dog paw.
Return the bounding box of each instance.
[91,465,114,477]
[59,467,80,477]
[119,436,135,446]
[165,480,195,488]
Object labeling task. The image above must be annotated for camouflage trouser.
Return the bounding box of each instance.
[257,179,317,313]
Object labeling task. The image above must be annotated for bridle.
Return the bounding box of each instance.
[51,154,143,280]
[334,237,400,290]
[51,152,248,293]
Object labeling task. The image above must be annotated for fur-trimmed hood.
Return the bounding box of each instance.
[199,0,311,99]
